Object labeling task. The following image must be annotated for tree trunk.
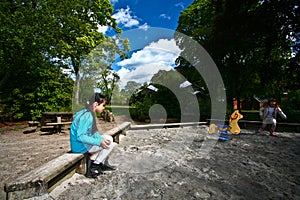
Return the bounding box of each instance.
[74,73,80,105]
[72,57,80,106]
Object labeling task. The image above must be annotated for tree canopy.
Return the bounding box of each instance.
[0,0,120,120]
[76,35,130,107]
[175,0,299,110]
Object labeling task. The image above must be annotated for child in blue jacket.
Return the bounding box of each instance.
[70,93,116,178]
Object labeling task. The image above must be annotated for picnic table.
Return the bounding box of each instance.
[38,112,73,133]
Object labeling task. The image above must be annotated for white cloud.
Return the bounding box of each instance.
[97,25,108,33]
[99,5,151,33]
[113,6,139,28]
[118,63,173,89]
[159,14,171,20]
[146,39,181,53]
[175,2,185,9]
[110,0,118,4]
[117,39,180,68]
[138,23,150,31]
[116,39,182,88]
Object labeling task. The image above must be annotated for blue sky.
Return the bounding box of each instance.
[111,0,193,31]
[97,0,194,88]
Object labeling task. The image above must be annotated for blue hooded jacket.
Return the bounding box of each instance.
[70,109,104,153]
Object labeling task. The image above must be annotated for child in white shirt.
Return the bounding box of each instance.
[258,98,287,137]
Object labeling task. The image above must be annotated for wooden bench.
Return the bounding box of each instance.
[104,122,131,143]
[277,122,300,128]
[131,121,207,130]
[4,122,131,200]
[238,120,262,129]
[44,122,73,133]
[206,119,228,124]
[4,153,85,200]
[280,122,298,132]
[36,112,73,134]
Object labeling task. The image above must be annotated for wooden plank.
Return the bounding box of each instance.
[131,122,207,130]
[56,116,62,123]
[41,122,72,134]
[4,153,84,199]
[42,112,73,116]
[104,122,131,136]
[40,112,73,126]
[239,120,261,124]
[45,122,72,126]
[207,119,299,127]
[104,122,131,143]
[277,122,300,126]
[206,119,228,123]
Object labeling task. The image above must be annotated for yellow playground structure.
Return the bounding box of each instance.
[209,110,243,142]
[229,110,243,134]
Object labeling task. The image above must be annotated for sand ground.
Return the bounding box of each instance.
[1,118,299,200]
[0,117,126,200]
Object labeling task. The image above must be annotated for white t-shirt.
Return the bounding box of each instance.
[267,107,275,118]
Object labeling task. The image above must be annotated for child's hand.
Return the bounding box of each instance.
[100,139,111,149]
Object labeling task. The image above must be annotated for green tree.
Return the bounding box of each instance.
[45,0,121,105]
[130,70,202,121]
[176,0,299,110]
[0,1,75,119]
[110,84,124,105]
[0,0,120,120]
[121,81,142,104]
[78,36,130,105]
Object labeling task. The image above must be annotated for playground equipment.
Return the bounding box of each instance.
[209,123,231,142]
[208,110,243,141]
[229,110,243,134]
